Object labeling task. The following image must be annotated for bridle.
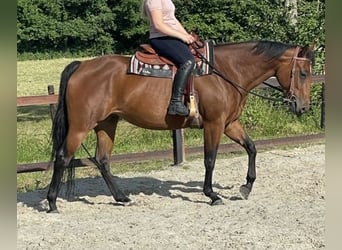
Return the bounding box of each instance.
[284,46,312,103]
[190,42,311,103]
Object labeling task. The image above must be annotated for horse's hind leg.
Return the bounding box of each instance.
[224,120,256,199]
[47,130,88,213]
[47,151,69,213]
[94,116,131,205]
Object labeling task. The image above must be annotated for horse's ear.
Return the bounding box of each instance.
[299,43,315,57]
[298,43,316,65]
[307,43,316,52]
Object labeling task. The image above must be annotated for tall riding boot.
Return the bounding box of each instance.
[168,59,195,116]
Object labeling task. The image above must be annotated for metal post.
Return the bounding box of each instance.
[320,81,325,129]
[48,85,57,120]
[172,129,184,165]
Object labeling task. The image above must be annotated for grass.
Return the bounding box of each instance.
[17,57,92,96]
[17,57,325,192]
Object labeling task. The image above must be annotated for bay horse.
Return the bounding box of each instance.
[47,40,314,212]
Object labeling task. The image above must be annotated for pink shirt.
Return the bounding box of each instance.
[144,0,179,39]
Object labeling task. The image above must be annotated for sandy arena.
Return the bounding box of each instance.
[17,144,325,249]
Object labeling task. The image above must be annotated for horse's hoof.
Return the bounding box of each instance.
[116,200,136,207]
[239,185,251,200]
[47,209,59,214]
[210,198,224,206]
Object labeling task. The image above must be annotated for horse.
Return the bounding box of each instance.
[47,40,314,213]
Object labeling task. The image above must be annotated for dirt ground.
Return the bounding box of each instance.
[17,144,325,249]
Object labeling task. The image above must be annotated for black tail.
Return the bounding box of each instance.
[50,60,81,162]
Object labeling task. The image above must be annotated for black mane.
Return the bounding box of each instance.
[215,40,294,60]
[252,40,293,60]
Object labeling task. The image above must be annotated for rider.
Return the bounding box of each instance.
[142,0,196,116]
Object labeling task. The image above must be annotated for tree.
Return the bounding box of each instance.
[111,0,149,53]
[285,0,298,25]
[175,0,292,43]
[17,0,116,56]
[17,0,64,53]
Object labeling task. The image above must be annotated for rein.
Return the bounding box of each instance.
[190,41,306,103]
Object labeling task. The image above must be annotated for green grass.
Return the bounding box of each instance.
[17,57,325,192]
[17,57,92,96]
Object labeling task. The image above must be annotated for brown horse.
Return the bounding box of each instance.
[47,40,314,212]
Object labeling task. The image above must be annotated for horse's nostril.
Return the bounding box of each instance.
[298,106,308,115]
[303,106,309,112]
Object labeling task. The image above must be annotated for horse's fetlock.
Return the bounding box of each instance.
[247,176,256,184]
[203,187,213,197]
[99,157,109,166]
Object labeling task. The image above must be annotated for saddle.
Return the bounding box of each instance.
[136,42,205,67]
[128,34,214,78]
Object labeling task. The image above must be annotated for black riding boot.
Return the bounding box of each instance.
[168,59,195,116]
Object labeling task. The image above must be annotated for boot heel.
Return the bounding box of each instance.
[168,102,189,116]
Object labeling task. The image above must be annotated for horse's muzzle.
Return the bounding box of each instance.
[288,96,310,116]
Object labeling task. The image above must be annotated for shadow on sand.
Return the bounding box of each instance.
[17,175,238,212]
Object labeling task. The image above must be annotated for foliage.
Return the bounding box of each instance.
[111,0,149,53]
[175,0,291,43]
[17,0,116,57]
[17,0,325,66]
[240,88,323,138]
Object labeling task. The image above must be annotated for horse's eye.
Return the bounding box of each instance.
[299,71,307,79]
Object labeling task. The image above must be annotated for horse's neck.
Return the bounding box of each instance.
[214,46,276,92]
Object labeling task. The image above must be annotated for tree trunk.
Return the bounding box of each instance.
[285,0,298,26]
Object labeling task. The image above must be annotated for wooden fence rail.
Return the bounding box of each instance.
[17,133,325,174]
[17,75,325,173]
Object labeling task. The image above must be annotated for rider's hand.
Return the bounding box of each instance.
[181,33,195,44]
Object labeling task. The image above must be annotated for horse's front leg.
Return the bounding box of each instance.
[224,120,256,199]
[203,121,224,205]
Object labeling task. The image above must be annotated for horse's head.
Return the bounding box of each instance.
[276,45,314,116]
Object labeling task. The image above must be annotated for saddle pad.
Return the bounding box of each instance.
[127,40,215,78]
[129,55,174,78]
